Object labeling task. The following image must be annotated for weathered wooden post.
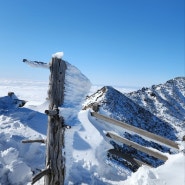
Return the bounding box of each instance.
[44,57,67,185]
[22,53,90,184]
[22,55,68,184]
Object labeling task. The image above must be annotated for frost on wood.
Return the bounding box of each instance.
[23,59,49,69]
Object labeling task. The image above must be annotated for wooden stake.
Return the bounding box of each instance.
[91,111,179,150]
[32,168,50,185]
[106,132,168,161]
[22,139,45,144]
[22,57,67,184]
[45,57,67,185]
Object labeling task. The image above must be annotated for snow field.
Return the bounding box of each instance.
[0,76,184,184]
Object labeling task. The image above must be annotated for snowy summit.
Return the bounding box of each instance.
[52,52,64,59]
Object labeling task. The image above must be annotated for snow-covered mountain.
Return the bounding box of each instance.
[85,77,185,139]
[126,77,185,139]
[84,77,185,168]
[0,77,184,185]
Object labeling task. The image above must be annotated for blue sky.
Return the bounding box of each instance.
[0,0,184,87]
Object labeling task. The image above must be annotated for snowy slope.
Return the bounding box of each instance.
[126,77,185,139]
[122,152,185,185]
[0,88,47,184]
[84,77,185,141]
[0,76,185,185]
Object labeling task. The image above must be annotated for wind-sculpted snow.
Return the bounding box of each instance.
[62,61,91,112]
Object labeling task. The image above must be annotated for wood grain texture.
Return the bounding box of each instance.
[45,58,66,185]
[107,132,168,161]
[91,112,179,150]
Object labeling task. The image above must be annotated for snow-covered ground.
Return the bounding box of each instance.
[0,76,184,185]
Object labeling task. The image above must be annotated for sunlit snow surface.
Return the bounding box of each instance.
[122,152,185,185]
[0,77,184,185]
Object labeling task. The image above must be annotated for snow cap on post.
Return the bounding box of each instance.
[52,52,64,59]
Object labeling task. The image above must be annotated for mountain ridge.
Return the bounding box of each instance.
[85,77,185,139]
[84,77,185,168]
[126,77,185,139]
